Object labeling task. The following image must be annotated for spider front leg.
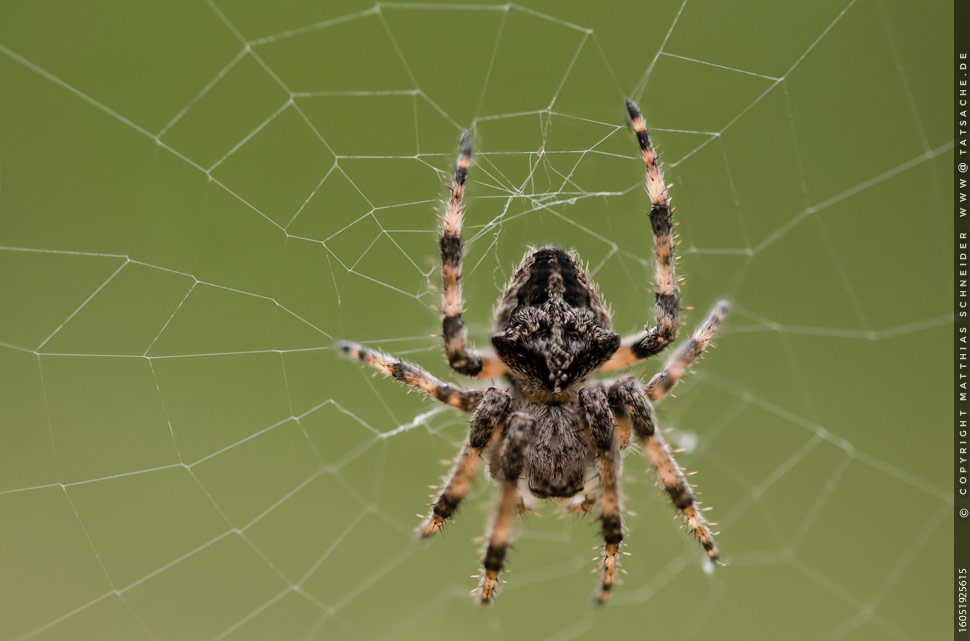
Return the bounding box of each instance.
[439,131,507,380]
[419,388,510,538]
[580,387,623,604]
[609,377,719,562]
[336,341,483,411]
[479,412,535,604]
[600,99,679,372]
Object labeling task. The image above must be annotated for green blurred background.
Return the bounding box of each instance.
[0,1,953,639]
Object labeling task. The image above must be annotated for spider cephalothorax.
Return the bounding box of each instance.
[338,99,728,605]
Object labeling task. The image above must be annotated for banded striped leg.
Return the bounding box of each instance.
[479,412,535,604]
[419,388,510,538]
[599,99,679,372]
[609,377,719,562]
[337,341,483,411]
[439,131,507,380]
[645,300,729,402]
[580,388,623,604]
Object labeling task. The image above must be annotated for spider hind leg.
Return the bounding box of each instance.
[599,99,680,372]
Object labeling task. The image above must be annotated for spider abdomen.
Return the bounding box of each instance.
[494,248,612,329]
[491,248,621,392]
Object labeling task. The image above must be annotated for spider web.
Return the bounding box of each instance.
[0,1,953,640]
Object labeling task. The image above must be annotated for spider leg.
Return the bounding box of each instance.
[599,99,679,372]
[580,387,623,604]
[473,349,507,379]
[566,475,598,515]
[609,376,719,562]
[336,341,483,411]
[419,388,510,538]
[645,300,729,402]
[478,412,535,604]
[439,132,508,380]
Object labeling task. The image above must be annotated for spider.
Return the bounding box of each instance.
[337,99,728,604]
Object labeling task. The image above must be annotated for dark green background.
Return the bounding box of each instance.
[0,1,952,640]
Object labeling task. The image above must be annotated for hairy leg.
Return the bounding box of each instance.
[599,99,679,372]
[645,300,729,401]
[479,412,535,604]
[580,387,623,603]
[337,341,483,411]
[419,388,510,538]
[438,132,507,379]
[609,376,719,561]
